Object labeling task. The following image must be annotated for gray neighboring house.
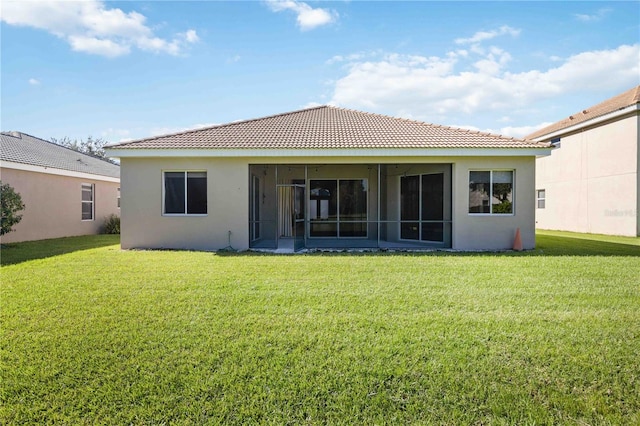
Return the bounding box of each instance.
[0,131,120,243]
[107,106,551,252]
[528,86,640,237]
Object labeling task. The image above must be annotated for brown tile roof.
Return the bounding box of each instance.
[109,106,549,150]
[526,86,640,140]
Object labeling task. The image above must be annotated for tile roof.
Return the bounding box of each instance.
[108,106,550,150]
[1,131,120,179]
[526,85,640,140]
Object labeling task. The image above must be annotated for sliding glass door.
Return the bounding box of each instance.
[309,179,367,238]
[400,173,444,242]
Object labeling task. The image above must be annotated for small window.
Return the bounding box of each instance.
[550,137,561,147]
[537,189,546,209]
[82,183,94,221]
[117,187,121,208]
[469,170,513,215]
[163,171,207,215]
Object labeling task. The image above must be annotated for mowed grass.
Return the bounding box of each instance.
[1,232,639,424]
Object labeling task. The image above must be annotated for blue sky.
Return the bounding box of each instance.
[2,1,639,142]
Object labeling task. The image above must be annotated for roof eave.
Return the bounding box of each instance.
[106,147,552,159]
[1,160,120,182]
[530,103,640,142]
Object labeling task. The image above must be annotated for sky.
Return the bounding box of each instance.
[1,1,639,143]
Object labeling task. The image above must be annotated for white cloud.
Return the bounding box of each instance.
[182,29,199,43]
[498,122,554,139]
[328,43,640,119]
[68,34,131,57]
[455,25,520,45]
[28,78,41,85]
[452,122,554,139]
[574,8,612,22]
[265,0,337,31]
[101,128,132,143]
[303,101,324,109]
[1,0,199,57]
[326,50,383,65]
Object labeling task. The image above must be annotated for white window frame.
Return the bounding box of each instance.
[162,170,208,217]
[117,187,121,209]
[468,170,515,216]
[81,183,95,221]
[536,189,546,209]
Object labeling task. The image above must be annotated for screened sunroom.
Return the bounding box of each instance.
[248,163,453,251]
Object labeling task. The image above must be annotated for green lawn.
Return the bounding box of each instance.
[1,232,639,424]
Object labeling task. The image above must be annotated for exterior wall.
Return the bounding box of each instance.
[120,155,537,251]
[0,167,120,243]
[120,157,250,250]
[535,114,639,236]
[452,156,536,250]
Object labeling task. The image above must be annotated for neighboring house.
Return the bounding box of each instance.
[0,131,120,243]
[106,106,551,252]
[527,86,640,237]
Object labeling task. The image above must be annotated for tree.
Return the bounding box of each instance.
[1,181,25,236]
[50,136,117,163]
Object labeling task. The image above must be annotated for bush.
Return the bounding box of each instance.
[102,214,120,234]
[493,200,513,214]
[1,181,25,236]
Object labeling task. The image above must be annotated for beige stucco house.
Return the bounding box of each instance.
[0,132,120,243]
[106,106,551,252]
[528,86,640,237]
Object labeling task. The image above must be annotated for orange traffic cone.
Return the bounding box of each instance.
[512,228,523,251]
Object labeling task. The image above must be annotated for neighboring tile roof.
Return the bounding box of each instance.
[1,131,120,178]
[109,106,550,150]
[526,85,640,140]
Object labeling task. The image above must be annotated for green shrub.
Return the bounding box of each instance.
[102,214,120,234]
[493,200,512,214]
[1,181,25,236]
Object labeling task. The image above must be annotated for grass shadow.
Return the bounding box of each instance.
[0,235,120,266]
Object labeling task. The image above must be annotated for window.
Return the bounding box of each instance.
[536,189,546,209]
[163,171,207,215]
[309,179,367,237]
[117,187,121,208]
[469,170,513,215]
[82,183,94,221]
[550,137,561,147]
[400,173,445,242]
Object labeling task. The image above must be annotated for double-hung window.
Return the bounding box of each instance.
[163,171,207,215]
[469,170,514,215]
[536,189,546,209]
[82,183,94,221]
